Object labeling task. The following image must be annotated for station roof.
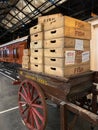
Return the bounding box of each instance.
[0,0,98,44]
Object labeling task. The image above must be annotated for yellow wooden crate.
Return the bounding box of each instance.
[44,16,91,31]
[30,24,43,34]
[44,27,91,40]
[44,37,90,49]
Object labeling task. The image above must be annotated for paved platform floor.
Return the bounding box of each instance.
[0,74,98,130]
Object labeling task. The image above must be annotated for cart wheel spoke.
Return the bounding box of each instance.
[18,80,47,130]
[26,82,32,99]
[32,104,43,109]
[31,110,40,129]
[19,92,27,102]
[22,85,28,98]
[22,106,29,114]
[19,101,27,105]
[32,107,44,122]
[32,95,39,103]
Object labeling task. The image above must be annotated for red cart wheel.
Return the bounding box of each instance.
[18,80,47,130]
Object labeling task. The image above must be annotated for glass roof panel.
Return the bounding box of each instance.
[6,14,13,20]
[10,8,20,16]
[30,0,46,8]
[23,5,34,14]
[16,0,27,10]
[18,12,26,19]
[6,23,13,28]
[2,19,8,25]
[11,18,19,24]
[0,0,67,33]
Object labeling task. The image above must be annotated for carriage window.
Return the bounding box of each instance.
[0,51,1,57]
[13,48,19,58]
[6,49,9,57]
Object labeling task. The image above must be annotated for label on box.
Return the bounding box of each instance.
[65,51,75,65]
[82,51,89,62]
[75,39,83,50]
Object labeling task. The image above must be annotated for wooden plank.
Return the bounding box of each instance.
[31,48,43,57]
[30,40,43,49]
[22,56,29,62]
[64,16,91,31]
[64,26,91,40]
[30,56,43,64]
[44,27,64,40]
[45,65,64,77]
[30,24,43,34]
[44,57,64,67]
[44,62,90,77]
[64,63,90,76]
[30,64,43,72]
[44,27,91,40]
[44,16,91,31]
[23,49,30,56]
[60,102,68,130]
[30,32,43,41]
[22,63,30,69]
[44,37,90,49]
[44,48,64,57]
[38,13,62,24]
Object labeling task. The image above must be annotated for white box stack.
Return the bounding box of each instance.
[22,49,30,69]
[30,24,44,73]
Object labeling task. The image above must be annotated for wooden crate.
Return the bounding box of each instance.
[44,57,64,67]
[30,56,43,64]
[44,16,91,31]
[44,27,91,40]
[44,48,90,58]
[30,40,43,49]
[38,13,62,24]
[22,63,30,69]
[22,56,30,62]
[44,48,64,57]
[44,62,90,77]
[31,49,43,57]
[30,64,43,72]
[30,24,43,34]
[44,37,90,49]
[23,49,30,56]
[31,32,43,41]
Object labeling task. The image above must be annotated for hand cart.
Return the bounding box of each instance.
[15,68,98,130]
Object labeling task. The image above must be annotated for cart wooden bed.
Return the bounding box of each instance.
[15,68,98,130]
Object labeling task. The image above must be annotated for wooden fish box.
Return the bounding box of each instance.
[31,49,43,57]
[22,63,30,69]
[23,49,30,56]
[44,62,90,77]
[22,56,30,62]
[31,32,43,41]
[30,24,43,34]
[38,13,62,24]
[44,57,64,67]
[44,37,90,49]
[44,16,91,31]
[44,48,64,57]
[30,64,43,72]
[30,56,43,64]
[44,48,90,58]
[30,40,43,49]
[44,27,91,40]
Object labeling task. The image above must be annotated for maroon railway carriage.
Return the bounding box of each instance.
[0,36,28,64]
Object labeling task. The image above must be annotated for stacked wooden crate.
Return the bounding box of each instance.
[38,14,91,77]
[22,49,30,69]
[30,24,44,72]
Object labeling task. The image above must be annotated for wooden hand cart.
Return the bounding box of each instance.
[15,68,98,130]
